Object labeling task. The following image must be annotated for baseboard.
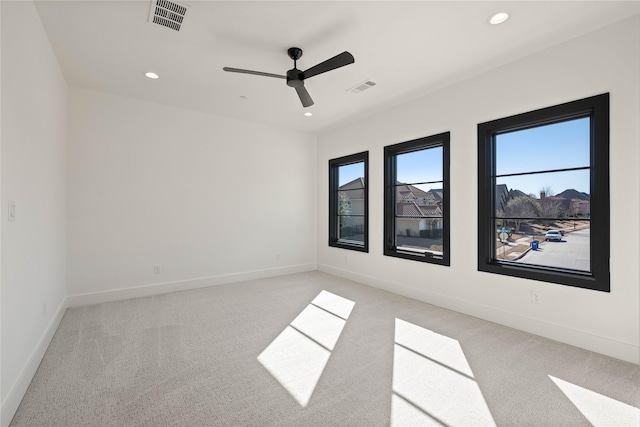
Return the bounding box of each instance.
[317,263,639,365]
[1,297,68,427]
[67,263,318,308]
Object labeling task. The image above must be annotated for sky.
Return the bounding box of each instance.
[338,146,443,191]
[496,117,590,195]
[337,116,590,197]
[397,146,443,192]
[338,162,365,186]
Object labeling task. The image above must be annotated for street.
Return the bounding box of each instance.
[516,229,590,272]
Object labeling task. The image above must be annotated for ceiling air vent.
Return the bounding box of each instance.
[348,80,377,94]
[149,0,189,32]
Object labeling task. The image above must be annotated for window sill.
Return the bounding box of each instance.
[330,240,368,253]
[384,248,449,266]
[478,261,607,292]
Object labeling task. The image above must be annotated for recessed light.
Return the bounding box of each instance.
[304,112,313,117]
[490,12,509,25]
[145,72,159,79]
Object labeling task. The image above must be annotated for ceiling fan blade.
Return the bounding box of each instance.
[222,67,286,79]
[301,51,355,80]
[295,86,314,108]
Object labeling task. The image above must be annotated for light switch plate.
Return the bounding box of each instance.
[8,201,16,222]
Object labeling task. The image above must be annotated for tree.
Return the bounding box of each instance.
[338,191,351,227]
[540,197,562,224]
[539,185,555,197]
[504,196,542,233]
[539,185,561,225]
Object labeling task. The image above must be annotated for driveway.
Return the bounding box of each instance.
[516,229,590,271]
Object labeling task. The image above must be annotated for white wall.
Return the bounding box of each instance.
[67,88,317,304]
[1,1,68,424]
[317,16,640,364]
[1,3,634,426]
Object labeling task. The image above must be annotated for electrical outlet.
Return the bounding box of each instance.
[531,291,542,304]
[153,265,161,274]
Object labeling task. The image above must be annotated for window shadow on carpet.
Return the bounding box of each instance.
[257,290,355,407]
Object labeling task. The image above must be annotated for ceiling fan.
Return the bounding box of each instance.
[223,47,355,108]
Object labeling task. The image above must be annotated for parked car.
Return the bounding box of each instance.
[545,230,562,241]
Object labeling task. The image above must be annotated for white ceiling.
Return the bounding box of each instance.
[34,1,640,134]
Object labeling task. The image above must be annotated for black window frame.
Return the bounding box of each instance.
[384,132,450,266]
[328,151,369,252]
[477,93,610,292]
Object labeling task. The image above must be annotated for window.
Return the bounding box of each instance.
[329,152,368,252]
[478,93,609,292]
[384,132,450,265]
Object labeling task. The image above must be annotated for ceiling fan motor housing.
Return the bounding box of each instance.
[286,68,304,87]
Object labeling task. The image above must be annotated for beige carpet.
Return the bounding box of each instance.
[10,271,640,426]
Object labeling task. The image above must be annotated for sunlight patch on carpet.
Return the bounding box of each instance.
[310,289,355,320]
[391,318,496,426]
[549,375,640,427]
[258,290,354,407]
